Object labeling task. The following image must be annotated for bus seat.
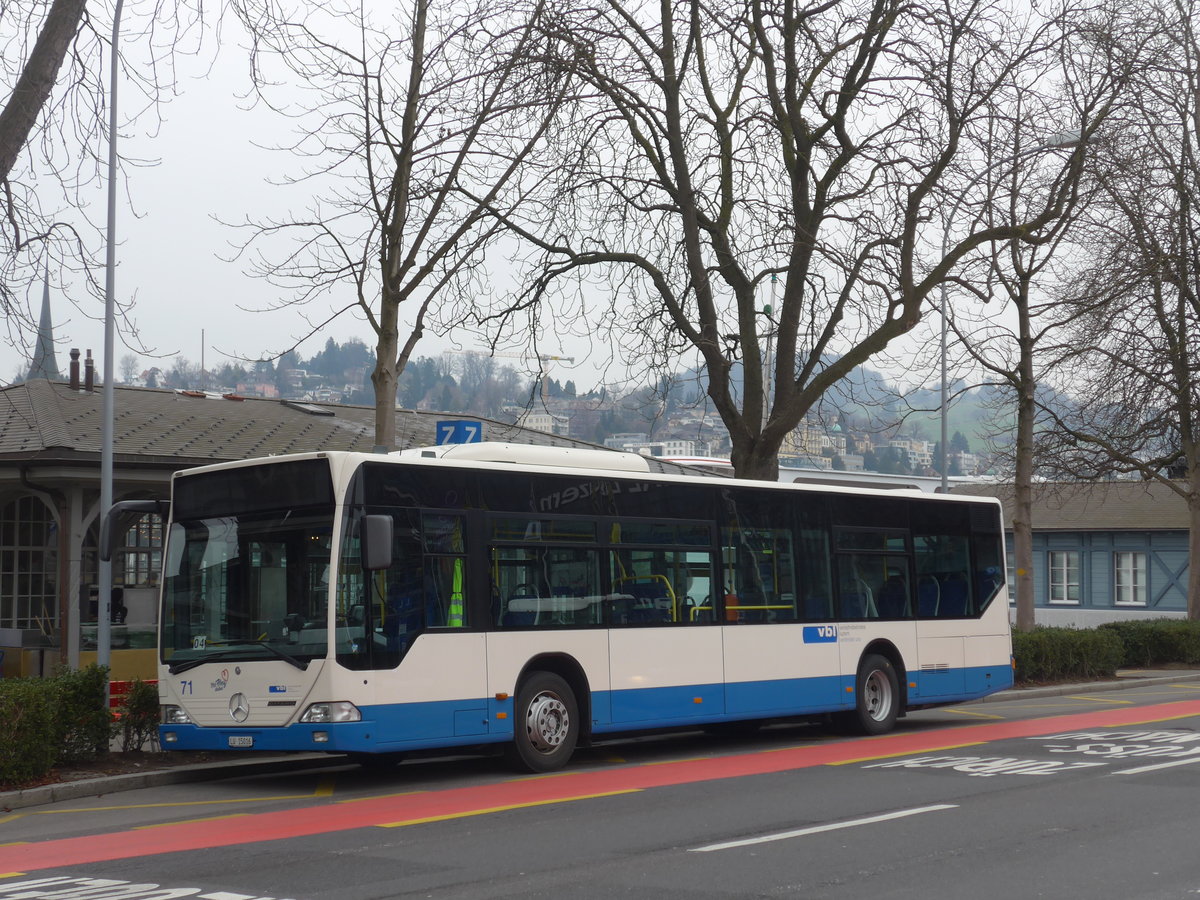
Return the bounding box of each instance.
[841,587,874,619]
[503,591,540,627]
[876,575,908,618]
[940,573,969,616]
[917,576,940,616]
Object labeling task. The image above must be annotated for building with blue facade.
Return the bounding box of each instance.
[957,482,1190,627]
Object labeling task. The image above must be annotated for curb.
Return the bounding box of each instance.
[983,669,1200,702]
[0,753,350,812]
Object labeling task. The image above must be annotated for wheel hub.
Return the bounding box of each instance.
[864,670,893,721]
[525,691,570,753]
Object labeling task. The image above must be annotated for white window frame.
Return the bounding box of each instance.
[0,496,59,630]
[1048,550,1081,605]
[121,513,163,588]
[1114,551,1147,607]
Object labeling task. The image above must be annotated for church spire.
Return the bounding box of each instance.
[26,267,62,381]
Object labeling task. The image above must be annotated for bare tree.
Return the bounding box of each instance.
[948,4,1147,630]
[229,0,568,447]
[1039,0,1200,619]
[488,0,1113,479]
[1,0,203,368]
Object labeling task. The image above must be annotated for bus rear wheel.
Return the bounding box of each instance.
[505,671,579,773]
[841,653,899,735]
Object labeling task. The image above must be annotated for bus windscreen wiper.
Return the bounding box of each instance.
[168,641,309,674]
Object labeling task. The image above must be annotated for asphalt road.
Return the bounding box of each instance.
[4,678,1200,900]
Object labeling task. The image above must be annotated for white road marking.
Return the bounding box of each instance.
[1113,756,1200,775]
[688,804,959,852]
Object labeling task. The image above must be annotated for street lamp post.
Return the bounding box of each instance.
[98,0,124,674]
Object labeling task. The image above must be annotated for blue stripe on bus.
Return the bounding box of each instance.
[158,664,1014,754]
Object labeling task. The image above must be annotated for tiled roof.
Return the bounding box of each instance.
[953,481,1190,531]
[0,380,695,475]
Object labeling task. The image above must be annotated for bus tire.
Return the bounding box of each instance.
[505,671,579,773]
[843,653,899,735]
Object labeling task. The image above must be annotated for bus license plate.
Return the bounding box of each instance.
[228,735,254,748]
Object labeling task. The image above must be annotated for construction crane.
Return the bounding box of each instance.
[444,350,576,403]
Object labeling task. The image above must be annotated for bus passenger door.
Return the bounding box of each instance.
[607,545,724,725]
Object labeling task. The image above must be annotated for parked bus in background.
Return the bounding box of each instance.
[121,442,1012,772]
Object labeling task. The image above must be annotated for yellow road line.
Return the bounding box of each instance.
[337,790,427,804]
[827,741,987,766]
[1106,710,1200,727]
[0,872,28,877]
[941,708,1005,720]
[0,816,24,826]
[643,757,712,766]
[1066,696,1133,705]
[313,778,336,798]
[377,789,642,828]
[135,813,251,829]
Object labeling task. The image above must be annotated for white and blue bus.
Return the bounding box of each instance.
[136,441,1012,772]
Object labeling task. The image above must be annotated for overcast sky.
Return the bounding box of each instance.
[1,13,942,406]
[0,30,600,391]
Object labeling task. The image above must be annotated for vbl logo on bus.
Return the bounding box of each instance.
[802,625,838,644]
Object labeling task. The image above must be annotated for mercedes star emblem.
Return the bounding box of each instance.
[229,692,250,723]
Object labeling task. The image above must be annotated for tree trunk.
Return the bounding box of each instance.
[0,0,87,182]
[1013,316,1037,632]
[371,296,400,451]
[1189,478,1200,621]
[729,433,781,481]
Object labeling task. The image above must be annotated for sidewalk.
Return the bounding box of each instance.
[984,666,1200,701]
[4,667,1199,812]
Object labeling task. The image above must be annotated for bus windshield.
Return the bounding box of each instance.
[160,459,337,670]
[161,510,335,670]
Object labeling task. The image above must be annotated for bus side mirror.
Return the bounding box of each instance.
[361,515,394,571]
[99,500,170,562]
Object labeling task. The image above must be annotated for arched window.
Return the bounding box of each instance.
[0,496,59,631]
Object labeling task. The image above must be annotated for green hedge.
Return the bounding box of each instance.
[53,664,114,764]
[0,664,114,788]
[1011,626,1125,683]
[1013,619,1200,684]
[1097,619,1200,667]
[0,678,59,786]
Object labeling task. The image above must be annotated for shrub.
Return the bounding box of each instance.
[0,665,120,786]
[52,664,115,764]
[1012,626,1125,683]
[1098,619,1200,667]
[0,678,58,787]
[118,678,161,752]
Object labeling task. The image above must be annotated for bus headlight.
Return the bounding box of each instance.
[161,705,191,725]
[299,701,361,723]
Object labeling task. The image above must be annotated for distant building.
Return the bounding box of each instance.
[955,481,1191,627]
[236,382,280,399]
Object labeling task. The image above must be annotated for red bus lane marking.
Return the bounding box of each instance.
[4,698,1200,873]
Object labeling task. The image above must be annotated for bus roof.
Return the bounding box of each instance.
[171,442,1000,510]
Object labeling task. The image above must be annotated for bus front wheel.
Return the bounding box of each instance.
[505,671,579,773]
[842,653,899,735]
